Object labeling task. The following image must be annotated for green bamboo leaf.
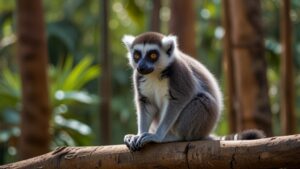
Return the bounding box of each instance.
[0,68,20,98]
[62,56,93,90]
[55,56,74,90]
[54,90,98,105]
[74,66,100,90]
[2,68,19,93]
[54,115,92,135]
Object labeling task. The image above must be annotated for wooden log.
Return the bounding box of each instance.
[1,135,300,169]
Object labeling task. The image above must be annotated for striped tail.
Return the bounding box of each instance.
[218,129,265,141]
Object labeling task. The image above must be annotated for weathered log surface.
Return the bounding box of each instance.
[1,134,300,169]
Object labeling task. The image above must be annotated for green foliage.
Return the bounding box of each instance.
[0,68,20,110]
[50,56,100,146]
[0,56,100,162]
[47,20,81,64]
[123,0,146,28]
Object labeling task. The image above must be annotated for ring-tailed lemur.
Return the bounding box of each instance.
[122,32,265,151]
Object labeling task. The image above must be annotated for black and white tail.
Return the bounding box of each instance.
[217,129,265,141]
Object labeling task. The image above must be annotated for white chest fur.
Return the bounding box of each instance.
[139,75,169,108]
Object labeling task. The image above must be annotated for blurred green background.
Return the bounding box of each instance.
[0,0,299,164]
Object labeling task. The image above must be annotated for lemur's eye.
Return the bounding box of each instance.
[133,51,141,62]
[134,53,140,60]
[150,53,157,60]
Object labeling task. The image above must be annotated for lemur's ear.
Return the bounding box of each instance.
[162,35,177,56]
[122,35,135,50]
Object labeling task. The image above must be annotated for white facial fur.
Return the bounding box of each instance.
[122,34,178,74]
[161,35,178,52]
[122,35,135,49]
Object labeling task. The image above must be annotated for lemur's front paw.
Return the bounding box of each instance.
[124,133,159,151]
[134,132,159,150]
[124,134,134,149]
[124,134,140,151]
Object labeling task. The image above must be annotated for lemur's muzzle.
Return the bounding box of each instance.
[137,60,154,75]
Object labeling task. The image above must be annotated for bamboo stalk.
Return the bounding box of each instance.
[99,0,112,144]
[280,0,296,135]
[16,0,51,159]
[221,0,238,133]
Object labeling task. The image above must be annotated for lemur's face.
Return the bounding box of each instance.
[122,32,177,75]
[130,44,160,74]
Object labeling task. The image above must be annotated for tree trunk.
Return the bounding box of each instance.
[280,0,295,135]
[149,0,161,32]
[16,0,51,160]
[2,135,300,169]
[99,0,111,145]
[228,0,273,136]
[221,0,238,133]
[169,0,196,57]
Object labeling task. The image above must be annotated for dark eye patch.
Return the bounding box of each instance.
[146,50,159,62]
[133,50,142,62]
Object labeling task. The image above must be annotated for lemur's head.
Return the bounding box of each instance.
[122,32,177,75]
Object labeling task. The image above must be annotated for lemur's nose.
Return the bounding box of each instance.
[137,66,153,75]
[137,61,154,75]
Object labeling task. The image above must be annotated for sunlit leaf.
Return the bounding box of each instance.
[62,56,94,90]
[2,68,20,96]
[54,115,92,135]
[54,90,98,105]
[75,66,100,89]
[0,130,10,143]
[53,131,76,146]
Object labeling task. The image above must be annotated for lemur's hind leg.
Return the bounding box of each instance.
[172,92,219,141]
